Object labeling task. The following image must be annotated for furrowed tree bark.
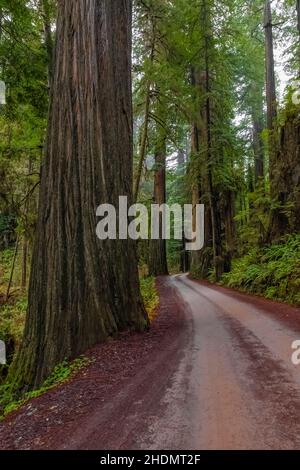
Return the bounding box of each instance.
[149,102,169,276]
[9,0,149,391]
[21,157,33,289]
[252,116,265,186]
[269,109,300,236]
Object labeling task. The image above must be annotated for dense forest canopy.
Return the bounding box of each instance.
[0,0,300,395]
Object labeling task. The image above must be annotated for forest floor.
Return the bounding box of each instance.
[1,275,300,449]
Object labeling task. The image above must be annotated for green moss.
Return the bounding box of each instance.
[279,88,300,125]
[0,297,27,344]
[0,356,90,419]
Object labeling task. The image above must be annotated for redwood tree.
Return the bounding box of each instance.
[148,113,169,277]
[264,0,277,187]
[264,0,289,240]
[10,0,148,390]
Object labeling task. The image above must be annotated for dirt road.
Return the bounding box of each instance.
[161,275,300,450]
[1,274,300,450]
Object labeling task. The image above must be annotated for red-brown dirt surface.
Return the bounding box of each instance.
[0,277,191,450]
[2,274,300,450]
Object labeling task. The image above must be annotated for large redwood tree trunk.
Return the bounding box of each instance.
[10,0,148,390]
[270,111,300,236]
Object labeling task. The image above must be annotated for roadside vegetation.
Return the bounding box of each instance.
[222,234,300,305]
[140,276,160,322]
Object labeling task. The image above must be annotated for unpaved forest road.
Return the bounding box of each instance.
[164,275,300,450]
[2,274,300,450]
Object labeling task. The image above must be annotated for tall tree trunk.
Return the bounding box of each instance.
[189,67,213,278]
[5,236,19,302]
[21,157,33,289]
[21,240,28,289]
[40,0,54,85]
[177,150,189,272]
[149,108,168,276]
[223,189,236,273]
[264,0,277,188]
[264,0,287,241]
[270,109,300,236]
[9,0,148,391]
[252,116,265,186]
[203,3,224,281]
[133,16,156,203]
[133,81,151,203]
